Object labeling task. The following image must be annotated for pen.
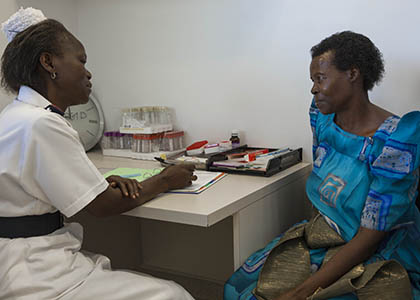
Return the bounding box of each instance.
[256,148,290,158]
[154,157,175,166]
[154,157,197,168]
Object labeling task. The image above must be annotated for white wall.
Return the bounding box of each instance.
[1,0,419,162]
[17,0,78,33]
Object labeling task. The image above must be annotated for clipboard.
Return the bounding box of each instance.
[103,167,226,194]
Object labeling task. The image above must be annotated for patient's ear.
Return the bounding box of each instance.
[346,67,360,83]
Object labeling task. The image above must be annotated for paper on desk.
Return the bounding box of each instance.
[169,170,227,194]
[103,168,226,194]
[103,167,164,182]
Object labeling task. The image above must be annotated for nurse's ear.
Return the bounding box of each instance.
[39,52,56,79]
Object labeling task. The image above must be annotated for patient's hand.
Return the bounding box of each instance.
[274,288,307,300]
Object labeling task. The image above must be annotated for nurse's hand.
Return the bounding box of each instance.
[106,175,143,199]
[159,164,197,190]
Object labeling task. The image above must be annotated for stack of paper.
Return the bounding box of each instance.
[170,170,226,194]
[103,168,226,194]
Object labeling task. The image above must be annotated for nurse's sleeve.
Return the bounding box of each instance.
[361,111,420,231]
[22,114,109,218]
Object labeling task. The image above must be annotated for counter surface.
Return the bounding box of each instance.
[88,150,312,227]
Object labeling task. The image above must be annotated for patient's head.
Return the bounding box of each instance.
[310,31,384,92]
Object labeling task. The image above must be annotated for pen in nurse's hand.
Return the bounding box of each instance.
[154,157,176,166]
[154,157,197,170]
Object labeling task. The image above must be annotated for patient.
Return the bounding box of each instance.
[224,31,420,300]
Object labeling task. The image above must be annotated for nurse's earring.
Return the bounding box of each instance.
[51,72,57,80]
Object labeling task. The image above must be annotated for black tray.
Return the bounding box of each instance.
[207,145,302,177]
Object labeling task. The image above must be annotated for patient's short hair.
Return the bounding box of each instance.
[311,31,385,91]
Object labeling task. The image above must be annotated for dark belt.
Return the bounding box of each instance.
[0,211,63,238]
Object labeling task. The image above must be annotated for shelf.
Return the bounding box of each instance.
[120,124,173,134]
[102,148,185,161]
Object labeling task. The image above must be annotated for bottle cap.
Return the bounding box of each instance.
[231,129,239,136]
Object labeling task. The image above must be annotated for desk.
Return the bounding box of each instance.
[83,150,312,284]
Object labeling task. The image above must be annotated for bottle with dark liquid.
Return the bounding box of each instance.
[230,129,240,149]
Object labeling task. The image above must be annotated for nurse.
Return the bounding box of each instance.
[0,7,195,300]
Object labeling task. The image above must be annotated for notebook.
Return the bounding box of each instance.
[103,168,227,194]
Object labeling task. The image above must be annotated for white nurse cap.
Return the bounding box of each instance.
[1,7,46,42]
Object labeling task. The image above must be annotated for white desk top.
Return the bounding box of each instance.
[88,150,312,227]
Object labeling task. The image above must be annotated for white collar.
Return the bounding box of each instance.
[15,85,52,108]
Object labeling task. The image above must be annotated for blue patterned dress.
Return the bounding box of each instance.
[224,100,420,300]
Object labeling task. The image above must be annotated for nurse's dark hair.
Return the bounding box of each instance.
[1,19,76,94]
[310,31,385,91]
